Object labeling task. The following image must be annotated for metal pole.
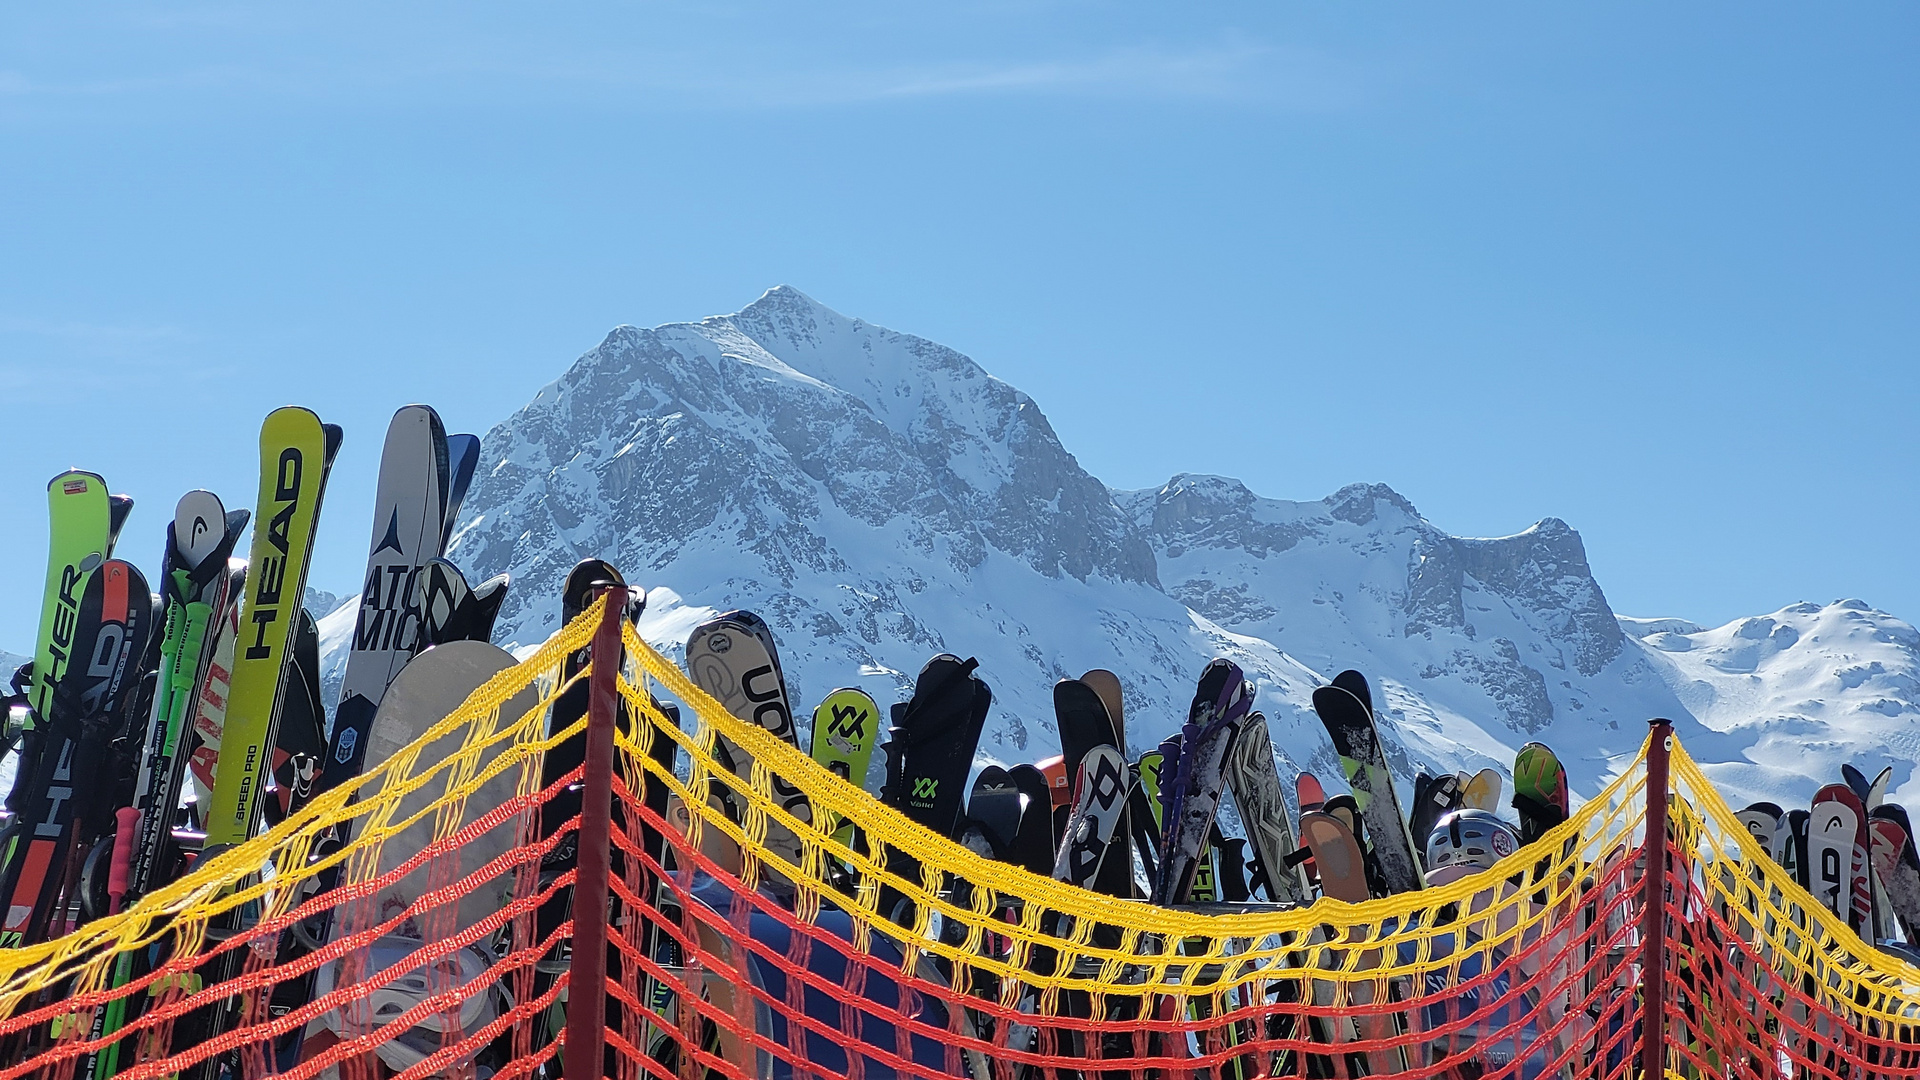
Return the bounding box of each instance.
[1640,718,1674,1080]
[564,587,627,1080]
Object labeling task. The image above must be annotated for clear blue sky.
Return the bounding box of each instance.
[2,3,1915,652]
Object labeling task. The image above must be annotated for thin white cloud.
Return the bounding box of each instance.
[0,26,1365,116]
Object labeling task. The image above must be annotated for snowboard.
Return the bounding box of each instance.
[1313,671,1422,894]
[966,766,1024,860]
[1005,763,1058,875]
[1152,659,1251,906]
[319,404,449,818]
[887,654,992,841]
[1462,768,1502,812]
[293,640,540,1069]
[1512,742,1570,845]
[1224,711,1309,905]
[684,611,812,861]
[1809,783,1872,934]
[360,641,542,932]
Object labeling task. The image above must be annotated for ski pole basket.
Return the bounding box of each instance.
[4,594,1920,1079]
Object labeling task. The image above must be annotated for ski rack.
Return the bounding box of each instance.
[0,597,1918,1080]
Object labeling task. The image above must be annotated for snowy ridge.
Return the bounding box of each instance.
[407,286,1920,811]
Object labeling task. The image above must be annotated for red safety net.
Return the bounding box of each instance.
[4,593,1920,1080]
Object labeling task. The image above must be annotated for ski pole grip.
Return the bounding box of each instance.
[108,807,142,914]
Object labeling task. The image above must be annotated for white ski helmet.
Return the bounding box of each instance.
[1424,808,1521,886]
[313,935,510,1077]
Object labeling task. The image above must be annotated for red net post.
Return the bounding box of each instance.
[565,588,627,1080]
[1640,718,1673,1080]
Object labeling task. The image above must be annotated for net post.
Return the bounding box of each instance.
[565,587,627,1080]
[1639,717,1674,1080]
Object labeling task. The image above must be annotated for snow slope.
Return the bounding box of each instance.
[375,285,1914,811]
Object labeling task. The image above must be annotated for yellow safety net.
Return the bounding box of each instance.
[1,595,1917,1080]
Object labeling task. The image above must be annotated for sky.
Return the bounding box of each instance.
[1,3,1915,653]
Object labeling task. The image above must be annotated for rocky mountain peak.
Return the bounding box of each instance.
[426,289,1920,810]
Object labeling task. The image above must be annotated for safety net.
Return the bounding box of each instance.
[0,598,601,1080]
[4,594,1920,1080]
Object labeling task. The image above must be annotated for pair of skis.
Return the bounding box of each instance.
[1311,669,1423,897]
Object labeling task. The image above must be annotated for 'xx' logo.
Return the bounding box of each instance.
[912,777,939,801]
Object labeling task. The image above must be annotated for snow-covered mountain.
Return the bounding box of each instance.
[429,286,1920,810]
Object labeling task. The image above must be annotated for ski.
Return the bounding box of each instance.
[1312,670,1422,895]
[1783,808,1812,890]
[1869,805,1920,940]
[318,404,449,817]
[1809,783,1871,935]
[809,686,880,852]
[22,472,113,732]
[1867,767,1894,812]
[441,432,481,549]
[1297,772,1325,814]
[186,574,244,828]
[417,557,510,648]
[263,610,325,829]
[1842,764,1873,804]
[191,407,341,1078]
[201,407,342,848]
[1053,677,1129,896]
[1054,744,1132,892]
[0,560,156,948]
[1224,711,1309,905]
[1079,669,1124,733]
[1152,659,1250,906]
[83,496,249,1079]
